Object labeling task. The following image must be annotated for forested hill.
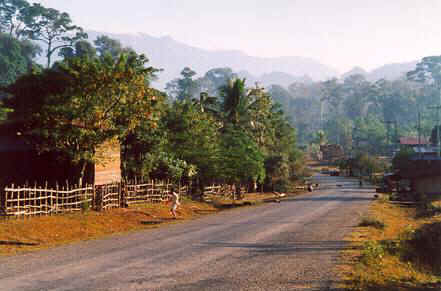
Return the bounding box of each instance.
[342,61,418,82]
[84,31,339,88]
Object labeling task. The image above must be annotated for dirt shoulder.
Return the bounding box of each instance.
[338,196,441,290]
[0,192,293,256]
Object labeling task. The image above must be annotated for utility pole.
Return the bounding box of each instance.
[384,120,397,156]
[418,110,421,146]
[418,108,423,158]
[319,99,323,131]
[428,104,441,157]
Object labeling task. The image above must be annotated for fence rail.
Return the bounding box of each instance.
[2,180,246,218]
[4,184,93,217]
[96,183,121,210]
[202,184,247,201]
[124,180,173,205]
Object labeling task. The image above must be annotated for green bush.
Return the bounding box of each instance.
[405,222,441,275]
[81,200,90,212]
[361,241,385,263]
[359,216,386,229]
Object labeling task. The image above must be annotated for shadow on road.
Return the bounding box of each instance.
[0,240,39,246]
[284,196,374,202]
[199,240,362,254]
[140,218,183,225]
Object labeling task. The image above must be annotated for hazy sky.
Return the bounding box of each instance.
[33,0,441,73]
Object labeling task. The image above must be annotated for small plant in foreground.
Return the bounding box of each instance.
[81,200,90,212]
[359,216,386,229]
[405,222,441,275]
[361,241,385,264]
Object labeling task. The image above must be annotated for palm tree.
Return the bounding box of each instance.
[220,78,273,147]
[220,78,248,126]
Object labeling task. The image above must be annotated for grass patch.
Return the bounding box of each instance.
[0,192,285,256]
[338,200,441,290]
[0,200,217,256]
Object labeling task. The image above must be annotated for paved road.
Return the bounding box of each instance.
[0,175,374,291]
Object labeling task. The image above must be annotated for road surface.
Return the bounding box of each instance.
[0,175,374,291]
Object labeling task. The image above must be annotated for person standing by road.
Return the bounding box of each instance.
[170,189,181,219]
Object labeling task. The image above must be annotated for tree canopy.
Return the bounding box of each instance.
[5,53,159,180]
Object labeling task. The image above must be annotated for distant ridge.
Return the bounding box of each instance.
[341,61,419,82]
[341,66,368,80]
[86,31,339,88]
[35,30,422,88]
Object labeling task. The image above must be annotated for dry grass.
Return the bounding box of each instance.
[0,192,289,256]
[338,196,441,290]
[0,199,217,256]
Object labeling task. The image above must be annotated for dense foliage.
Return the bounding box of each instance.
[1,0,303,192]
[268,71,441,156]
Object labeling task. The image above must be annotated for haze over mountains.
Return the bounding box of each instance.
[71,31,420,88]
[86,31,340,88]
[341,62,419,82]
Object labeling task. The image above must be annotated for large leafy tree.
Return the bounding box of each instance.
[353,116,387,154]
[219,125,265,191]
[198,67,236,97]
[0,32,40,86]
[264,103,303,191]
[5,53,160,182]
[165,67,200,101]
[58,40,96,60]
[164,100,220,184]
[408,57,441,144]
[408,56,441,85]
[218,78,301,190]
[341,74,373,119]
[121,90,168,179]
[94,35,135,59]
[26,4,86,67]
[0,0,34,39]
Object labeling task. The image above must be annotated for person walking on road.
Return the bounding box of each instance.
[170,189,181,219]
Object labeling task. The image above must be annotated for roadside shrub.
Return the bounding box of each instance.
[415,194,441,218]
[359,216,386,229]
[361,241,385,264]
[81,200,90,212]
[405,222,441,275]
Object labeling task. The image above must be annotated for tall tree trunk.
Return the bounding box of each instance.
[78,159,87,186]
[47,41,52,68]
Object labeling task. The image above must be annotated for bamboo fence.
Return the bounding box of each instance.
[96,182,121,210]
[202,184,247,201]
[2,180,245,218]
[123,179,190,205]
[4,183,93,218]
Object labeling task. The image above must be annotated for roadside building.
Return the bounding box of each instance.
[397,147,441,195]
[0,122,120,188]
[399,137,430,150]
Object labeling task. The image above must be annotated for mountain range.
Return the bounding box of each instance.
[341,61,418,82]
[86,31,338,88]
[40,31,421,88]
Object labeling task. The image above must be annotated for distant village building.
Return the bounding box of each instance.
[399,137,430,149]
[397,146,441,195]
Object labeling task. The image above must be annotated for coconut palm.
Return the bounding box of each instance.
[220,78,274,148]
